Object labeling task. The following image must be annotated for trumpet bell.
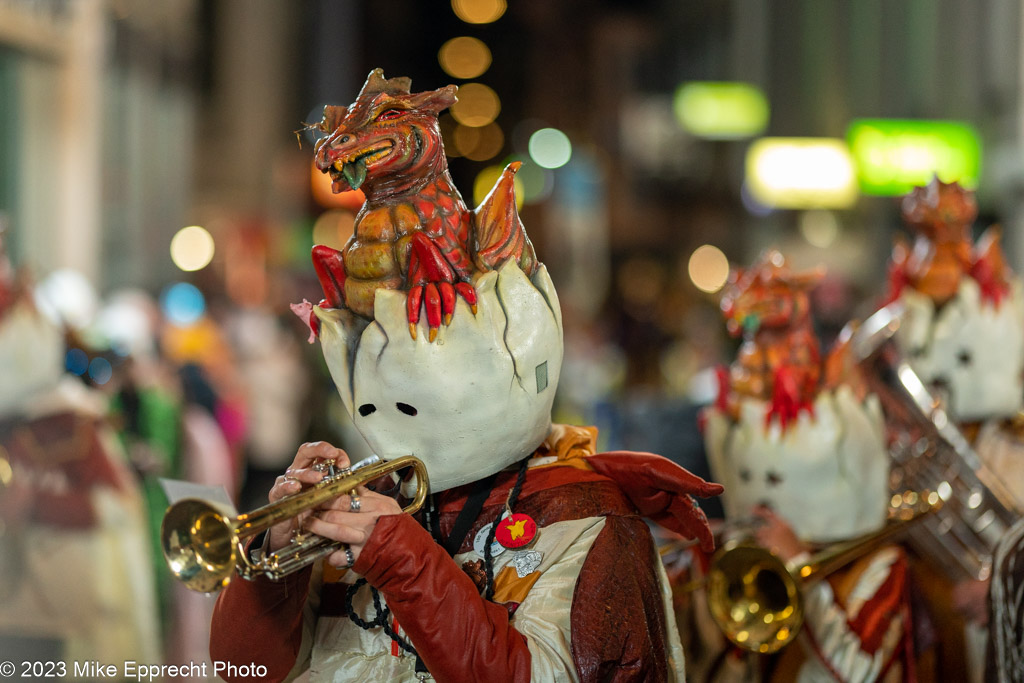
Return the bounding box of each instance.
[161,498,237,593]
[706,493,938,653]
[707,542,802,654]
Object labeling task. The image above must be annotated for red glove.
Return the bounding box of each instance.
[586,451,723,552]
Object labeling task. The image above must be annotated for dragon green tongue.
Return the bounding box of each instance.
[343,158,368,190]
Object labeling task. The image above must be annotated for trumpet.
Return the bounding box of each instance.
[706,490,941,654]
[161,454,429,593]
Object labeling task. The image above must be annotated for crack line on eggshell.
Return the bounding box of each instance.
[491,268,525,393]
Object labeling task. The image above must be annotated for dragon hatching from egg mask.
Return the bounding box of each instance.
[298,69,562,492]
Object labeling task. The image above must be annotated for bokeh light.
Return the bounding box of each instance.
[160,282,206,327]
[846,119,982,196]
[36,269,98,330]
[93,290,157,358]
[311,161,366,210]
[88,357,113,385]
[312,210,357,250]
[673,82,769,139]
[515,159,554,204]
[451,0,506,24]
[450,83,501,127]
[439,36,492,79]
[528,128,572,169]
[688,244,730,293]
[799,210,840,248]
[65,348,89,375]
[473,164,525,209]
[455,122,505,161]
[170,225,215,272]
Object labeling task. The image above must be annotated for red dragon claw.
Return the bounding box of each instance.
[312,245,347,309]
[409,232,455,287]
[439,282,456,326]
[454,282,478,315]
[404,233,478,338]
[424,283,442,341]
[407,286,423,340]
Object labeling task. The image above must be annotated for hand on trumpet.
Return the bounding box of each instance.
[267,441,402,567]
[751,504,810,563]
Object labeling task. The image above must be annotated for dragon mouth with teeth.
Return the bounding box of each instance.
[328,142,395,190]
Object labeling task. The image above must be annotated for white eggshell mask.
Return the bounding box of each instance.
[314,261,563,492]
[895,277,1024,422]
[705,386,889,543]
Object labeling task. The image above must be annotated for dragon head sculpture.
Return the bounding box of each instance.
[313,69,457,199]
[901,177,977,241]
[719,250,823,338]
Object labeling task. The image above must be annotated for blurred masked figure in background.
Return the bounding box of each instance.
[697,251,913,682]
[0,233,159,665]
[882,178,1024,681]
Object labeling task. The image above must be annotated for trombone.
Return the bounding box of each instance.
[706,490,941,654]
[161,454,429,593]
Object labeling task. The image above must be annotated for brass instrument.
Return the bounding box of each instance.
[707,491,940,654]
[853,304,1019,581]
[161,454,429,593]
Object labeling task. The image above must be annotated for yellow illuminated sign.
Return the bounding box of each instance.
[745,138,858,209]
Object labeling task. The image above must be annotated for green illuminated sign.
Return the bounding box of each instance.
[674,82,769,140]
[846,119,981,196]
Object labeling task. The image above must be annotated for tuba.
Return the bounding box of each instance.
[161,454,429,593]
[851,304,1019,581]
[707,490,940,654]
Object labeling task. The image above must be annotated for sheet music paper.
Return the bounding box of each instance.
[158,478,237,515]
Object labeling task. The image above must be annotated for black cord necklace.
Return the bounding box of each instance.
[344,458,531,673]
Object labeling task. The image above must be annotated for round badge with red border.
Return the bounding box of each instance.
[495,513,537,549]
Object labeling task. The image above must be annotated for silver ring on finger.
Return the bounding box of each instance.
[349,493,361,512]
[335,544,355,570]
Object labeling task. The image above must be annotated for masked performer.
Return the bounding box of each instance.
[209,69,722,683]
[0,234,159,665]
[699,252,913,682]
[877,178,1024,680]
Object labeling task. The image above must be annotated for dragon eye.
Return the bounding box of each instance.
[375,109,404,122]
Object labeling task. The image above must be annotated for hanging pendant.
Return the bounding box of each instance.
[495,512,537,549]
[473,522,506,558]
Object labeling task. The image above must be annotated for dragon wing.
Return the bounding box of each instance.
[970,225,1011,306]
[472,161,538,276]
